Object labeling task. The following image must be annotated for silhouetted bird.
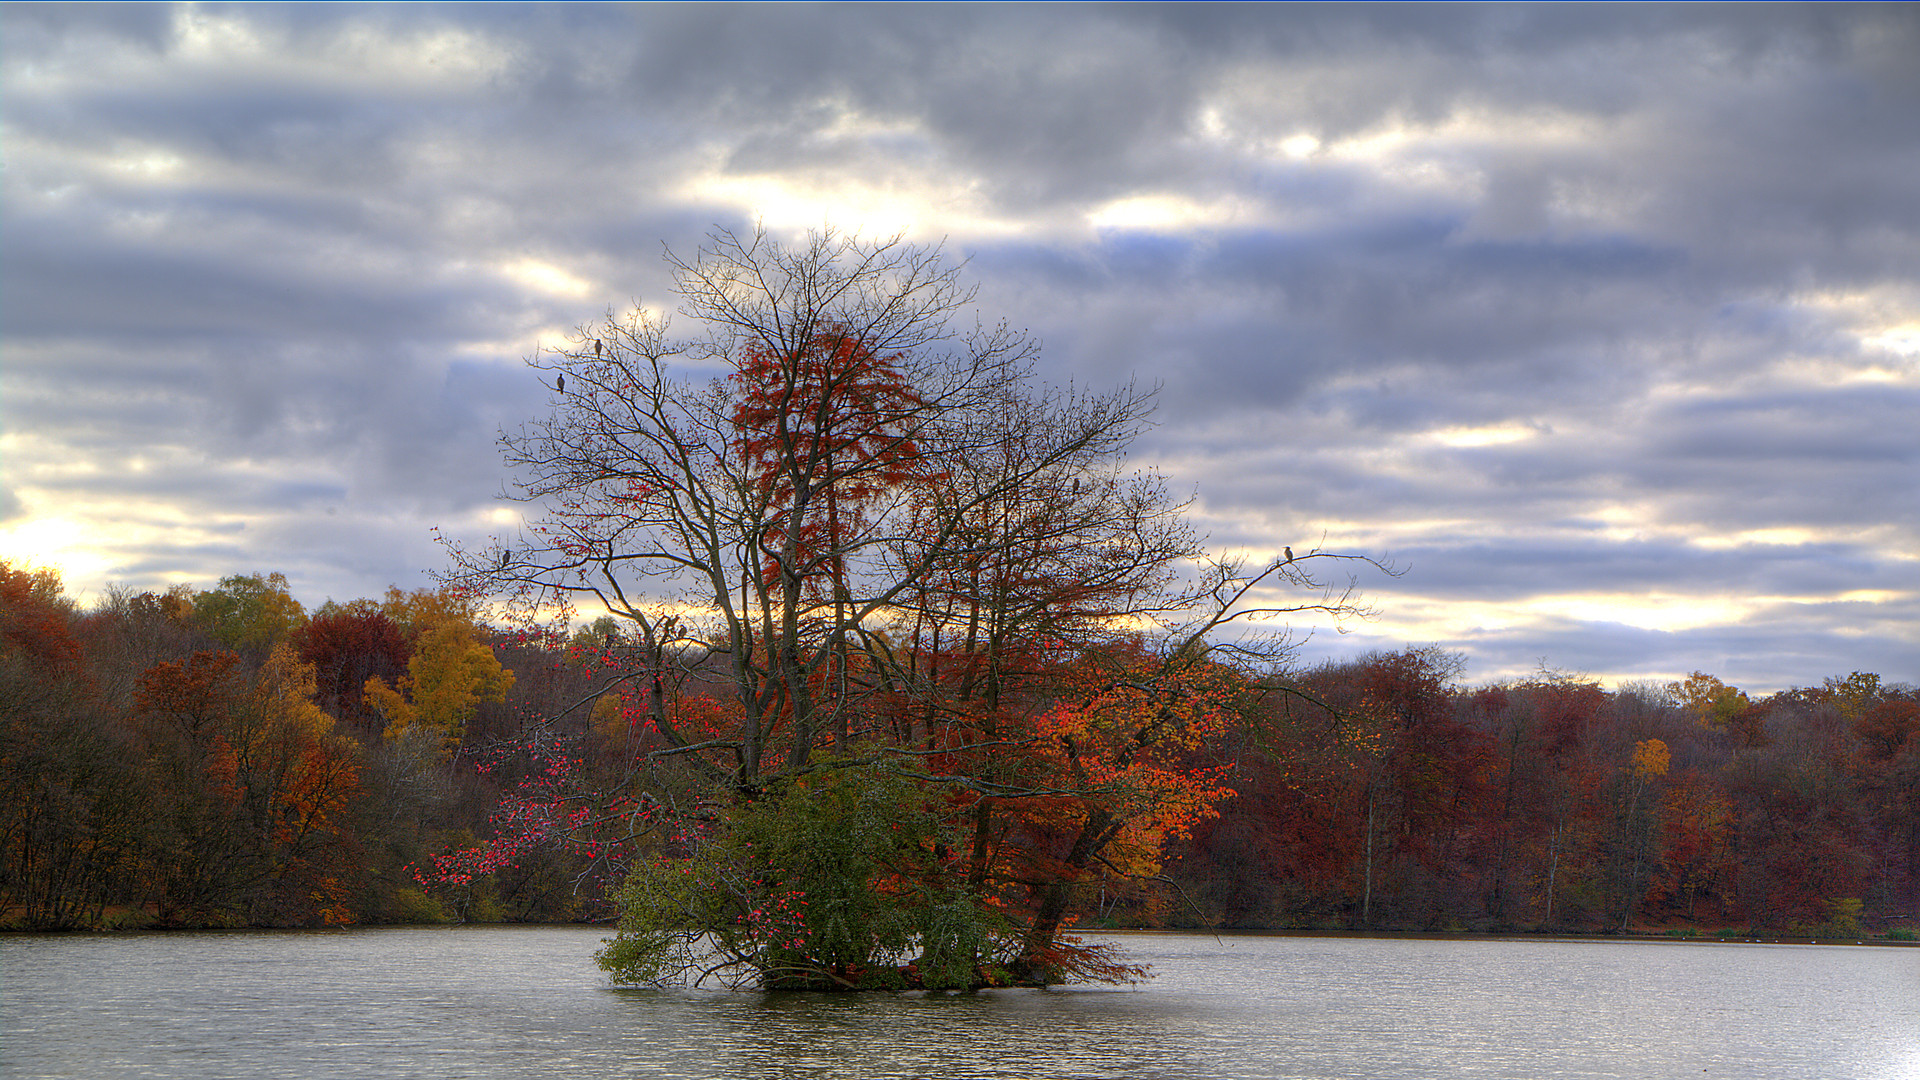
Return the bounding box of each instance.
[556,374,565,394]
[594,339,602,357]
[1285,546,1294,563]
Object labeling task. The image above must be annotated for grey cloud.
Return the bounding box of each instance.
[2,3,177,53]
[3,3,1914,690]
[1371,535,1912,603]
[3,212,481,346]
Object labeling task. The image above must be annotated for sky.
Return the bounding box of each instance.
[4,3,1916,693]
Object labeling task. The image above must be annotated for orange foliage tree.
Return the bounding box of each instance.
[132,644,363,925]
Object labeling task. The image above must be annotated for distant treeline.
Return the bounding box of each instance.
[1,566,592,930]
[3,562,1914,938]
[1163,650,1917,938]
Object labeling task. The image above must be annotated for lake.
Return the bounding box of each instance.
[2,927,1915,1079]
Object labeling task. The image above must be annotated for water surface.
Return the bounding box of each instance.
[3,927,1915,1079]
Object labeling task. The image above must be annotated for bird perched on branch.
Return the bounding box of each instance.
[1284,546,1294,563]
[593,338,602,357]
[556,374,565,394]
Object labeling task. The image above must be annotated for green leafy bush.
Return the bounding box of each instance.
[598,764,1015,990]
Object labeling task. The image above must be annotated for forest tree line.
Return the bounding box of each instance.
[4,565,1915,942]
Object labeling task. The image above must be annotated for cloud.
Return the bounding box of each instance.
[2,3,1915,692]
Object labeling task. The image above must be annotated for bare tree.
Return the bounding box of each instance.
[452,226,1163,789]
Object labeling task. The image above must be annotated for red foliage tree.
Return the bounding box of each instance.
[294,606,411,733]
[1,563,149,928]
[731,326,926,592]
[0,563,84,676]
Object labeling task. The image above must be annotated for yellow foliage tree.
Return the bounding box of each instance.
[363,619,514,751]
[378,586,482,640]
[1822,671,1882,722]
[1666,672,1750,731]
[230,643,362,922]
[241,641,337,744]
[1631,738,1671,780]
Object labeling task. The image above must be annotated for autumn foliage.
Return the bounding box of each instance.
[4,232,1912,967]
[1166,653,1920,938]
[0,565,569,929]
[1,555,1913,949]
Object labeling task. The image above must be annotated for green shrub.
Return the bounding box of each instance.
[389,888,454,925]
[1814,897,1864,939]
[598,763,1016,990]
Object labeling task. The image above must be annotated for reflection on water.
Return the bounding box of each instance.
[3,927,1916,1079]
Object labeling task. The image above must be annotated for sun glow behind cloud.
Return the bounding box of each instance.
[1427,423,1544,448]
[675,101,1024,242]
[0,497,240,603]
[1087,194,1251,233]
[499,259,594,299]
[1690,528,1818,551]
[0,514,108,595]
[690,171,933,241]
[1378,591,1758,639]
[1863,325,1920,358]
[683,164,1038,244]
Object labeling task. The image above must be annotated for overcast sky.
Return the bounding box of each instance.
[5,3,1916,692]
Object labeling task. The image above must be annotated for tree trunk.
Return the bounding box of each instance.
[1011,808,1115,984]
